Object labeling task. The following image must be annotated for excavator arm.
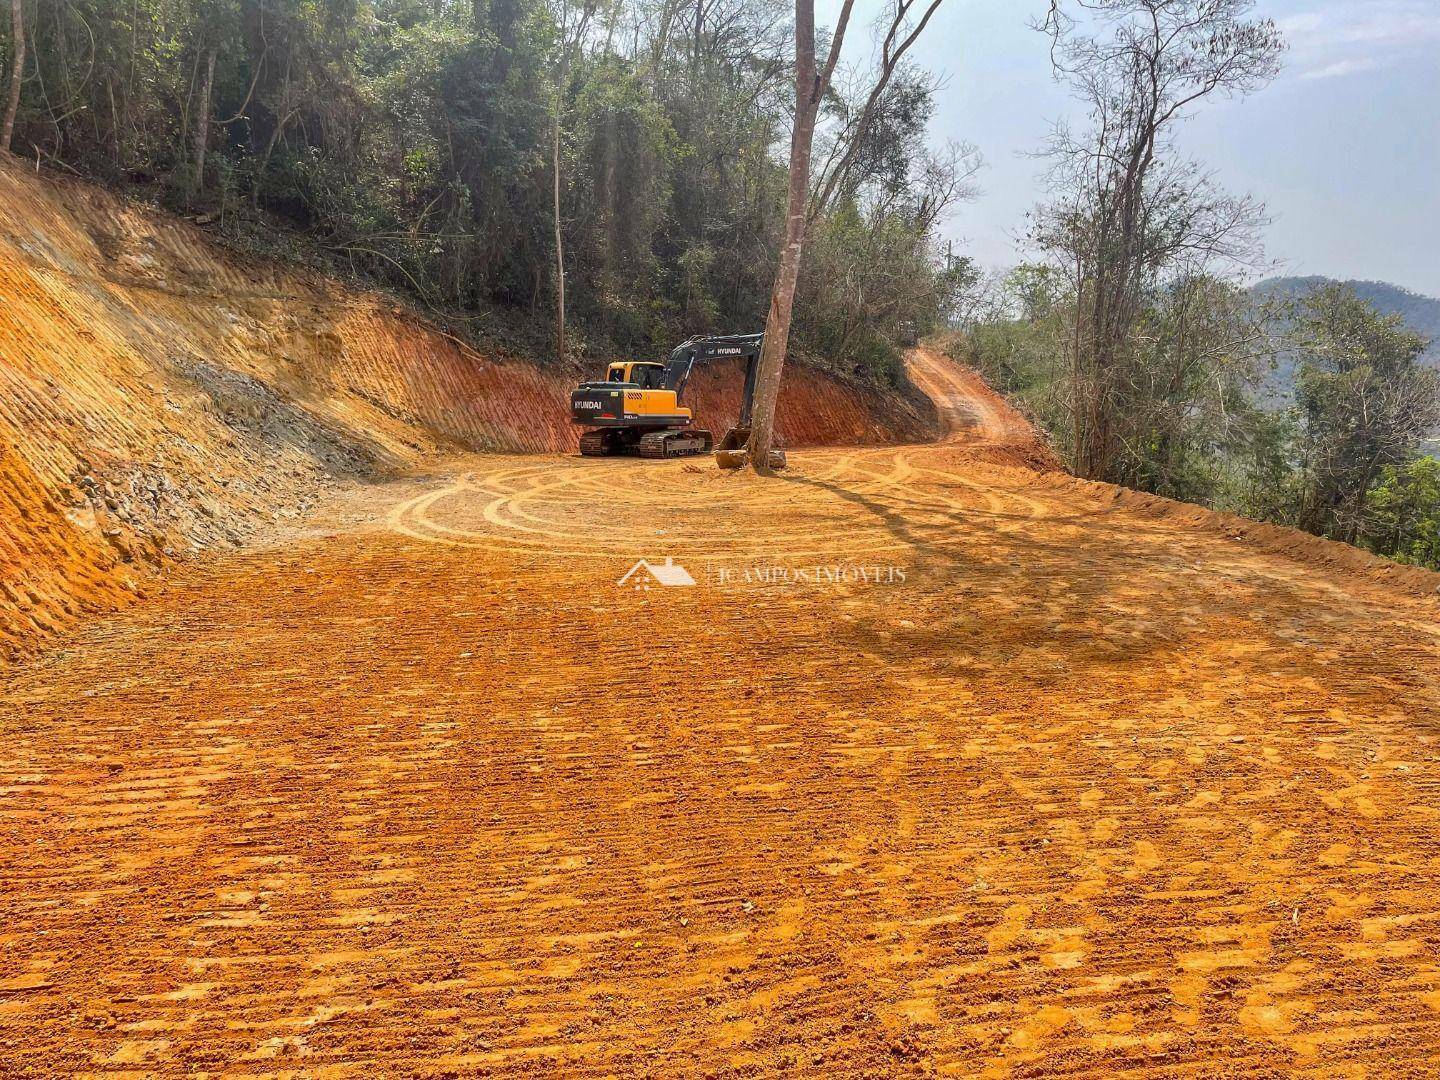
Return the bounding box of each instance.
[664,333,765,427]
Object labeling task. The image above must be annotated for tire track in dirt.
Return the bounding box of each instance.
[904,346,1061,467]
[3,353,1440,1076]
[383,445,1067,563]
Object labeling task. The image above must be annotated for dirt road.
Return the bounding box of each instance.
[3,351,1440,1076]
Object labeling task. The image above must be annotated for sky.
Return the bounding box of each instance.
[822,0,1440,296]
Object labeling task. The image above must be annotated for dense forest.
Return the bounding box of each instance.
[0,0,971,382]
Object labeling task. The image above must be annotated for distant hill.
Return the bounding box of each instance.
[1252,277,1440,364]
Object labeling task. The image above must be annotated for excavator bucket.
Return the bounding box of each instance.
[713,425,786,470]
[716,425,750,452]
[714,425,748,469]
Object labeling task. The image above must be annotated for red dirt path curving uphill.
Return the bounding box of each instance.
[4,166,1440,1076]
[904,346,1063,471]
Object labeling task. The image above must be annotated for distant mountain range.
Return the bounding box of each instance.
[1251,277,1440,364]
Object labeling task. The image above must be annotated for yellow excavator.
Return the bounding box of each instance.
[570,333,765,459]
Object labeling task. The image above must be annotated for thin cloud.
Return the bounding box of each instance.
[1278,2,1440,81]
[1298,58,1381,82]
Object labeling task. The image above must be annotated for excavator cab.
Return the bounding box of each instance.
[605,362,666,388]
[571,334,768,460]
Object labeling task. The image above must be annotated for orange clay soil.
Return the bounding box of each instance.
[0,159,929,660]
[3,345,1440,1077]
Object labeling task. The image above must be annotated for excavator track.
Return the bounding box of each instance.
[637,429,713,459]
[579,430,613,457]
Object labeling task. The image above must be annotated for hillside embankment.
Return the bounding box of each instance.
[0,161,930,660]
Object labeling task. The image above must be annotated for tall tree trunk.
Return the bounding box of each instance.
[240,0,276,155]
[552,103,565,363]
[550,1,590,366]
[191,47,217,197]
[745,0,820,475]
[2,0,25,153]
[106,77,120,156]
[602,108,617,291]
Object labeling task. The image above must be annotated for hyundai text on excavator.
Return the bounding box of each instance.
[570,333,765,459]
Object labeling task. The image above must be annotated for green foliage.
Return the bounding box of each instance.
[5,0,958,372]
[1116,276,1268,503]
[956,268,1268,504]
[1229,408,1305,526]
[962,267,1066,386]
[565,54,677,340]
[1255,277,1440,364]
[796,202,969,384]
[962,274,1440,569]
[1362,457,1440,569]
[676,243,719,333]
[1288,284,1440,540]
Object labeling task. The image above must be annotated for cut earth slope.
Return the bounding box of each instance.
[0,162,930,659]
